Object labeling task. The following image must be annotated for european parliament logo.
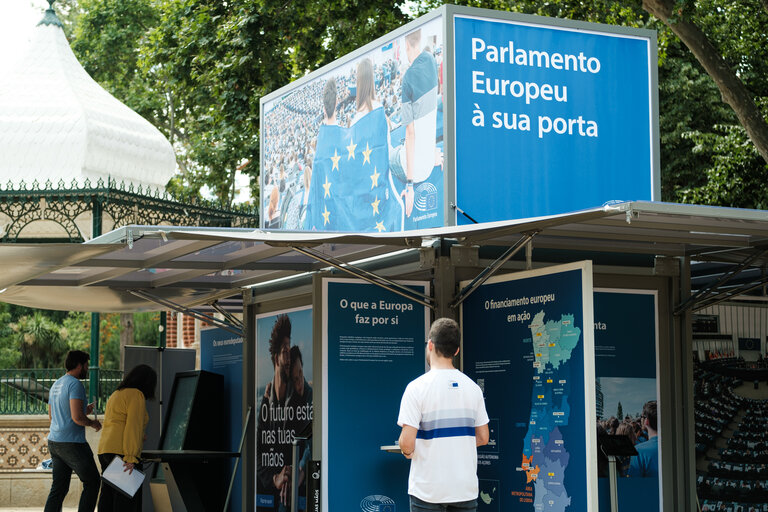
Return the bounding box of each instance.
[360,494,396,512]
[414,181,438,212]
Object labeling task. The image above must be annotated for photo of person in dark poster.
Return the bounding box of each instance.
[256,308,313,512]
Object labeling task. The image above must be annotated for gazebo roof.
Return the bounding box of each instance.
[0,1,176,190]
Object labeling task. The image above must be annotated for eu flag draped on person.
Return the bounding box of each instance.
[307,107,403,232]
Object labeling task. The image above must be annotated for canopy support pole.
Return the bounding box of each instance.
[675,248,768,314]
[89,196,103,405]
[449,232,537,309]
[693,275,768,312]
[290,246,435,309]
[210,300,244,329]
[129,290,243,337]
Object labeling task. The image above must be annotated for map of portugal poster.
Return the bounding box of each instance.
[461,262,597,511]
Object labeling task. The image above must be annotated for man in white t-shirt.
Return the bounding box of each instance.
[398,318,489,512]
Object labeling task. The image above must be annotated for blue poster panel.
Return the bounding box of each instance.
[322,278,430,512]
[461,262,596,511]
[255,307,314,512]
[261,16,444,232]
[594,289,661,511]
[453,15,656,224]
[200,327,244,512]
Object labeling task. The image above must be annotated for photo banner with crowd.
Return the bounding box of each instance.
[261,16,445,232]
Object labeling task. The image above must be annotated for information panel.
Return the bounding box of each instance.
[322,278,429,512]
[453,14,656,223]
[594,289,661,511]
[200,327,244,512]
[461,262,596,511]
[255,307,314,512]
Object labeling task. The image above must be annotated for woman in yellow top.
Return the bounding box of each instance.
[97,364,157,511]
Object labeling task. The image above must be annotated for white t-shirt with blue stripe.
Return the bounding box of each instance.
[398,368,489,503]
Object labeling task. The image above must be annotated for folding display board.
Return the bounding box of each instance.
[254,306,314,512]
[460,261,596,512]
[320,278,430,512]
[593,289,661,511]
[200,328,244,512]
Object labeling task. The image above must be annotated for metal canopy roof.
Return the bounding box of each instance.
[0,201,766,312]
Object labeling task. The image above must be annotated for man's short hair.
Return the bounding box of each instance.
[405,29,421,48]
[269,315,291,366]
[643,400,658,431]
[65,350,89,371]
[323,79,337,120]
[429,318,460,358]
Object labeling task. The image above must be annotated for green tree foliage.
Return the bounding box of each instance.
[133,312,161,346]
[0,307,159,369]
[9,313,70,368]
[59,0,768,209]
[62,312,91,352]
[642,0,768,166]
[0,304,20,369]
[658,0,768,206]
[658,38,734,200]
[64,0,408,207]
[617,401,624,419]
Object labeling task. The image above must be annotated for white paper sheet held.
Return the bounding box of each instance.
[102,455,144,498]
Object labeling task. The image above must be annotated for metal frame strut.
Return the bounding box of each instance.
[450,232,537,309]
[290,246,435,309]
[129,290,243,337]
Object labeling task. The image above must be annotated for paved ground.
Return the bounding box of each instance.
[0,510,76,512]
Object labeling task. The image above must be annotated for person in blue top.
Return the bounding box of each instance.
[628,400,659,478]
[391,28,441,219]
[44,350,102,512]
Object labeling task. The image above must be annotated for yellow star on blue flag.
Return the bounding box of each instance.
[322,206,331,226]
[362,142,372,165]
[330,149,341,171]
[323,176,332,198]
[346,139,357,160]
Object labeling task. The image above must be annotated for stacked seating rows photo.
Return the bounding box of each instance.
[696,359,768,512]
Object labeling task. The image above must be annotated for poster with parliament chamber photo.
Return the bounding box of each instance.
[261,15,445,233]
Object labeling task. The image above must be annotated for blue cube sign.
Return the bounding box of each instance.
[453,14,657,223]
[260,7,658,231]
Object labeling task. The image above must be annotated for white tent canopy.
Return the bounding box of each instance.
[0,8,176,191]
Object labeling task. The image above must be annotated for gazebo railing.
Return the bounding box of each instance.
[0,368,123,415]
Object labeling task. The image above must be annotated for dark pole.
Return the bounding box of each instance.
[159,311,167,348]
[89,196,103,404]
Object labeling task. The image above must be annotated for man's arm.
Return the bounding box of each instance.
[48,404,51,422]
[399,425,417,459]
[402,122,415,217]
[69,399,101,431]
[476,424,489,447]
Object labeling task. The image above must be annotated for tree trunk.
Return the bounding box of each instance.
[119,313,134,371]
[643,0,768,165]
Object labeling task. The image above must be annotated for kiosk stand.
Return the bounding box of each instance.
[599,435,639,512]
[142,370,239,512]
